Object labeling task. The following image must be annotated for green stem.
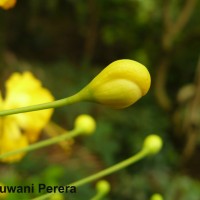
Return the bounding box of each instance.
[0,93,82,116]
[0,128,82,160]
[71,148,148,187]
[91,192,106,200]
[32,148,149,200]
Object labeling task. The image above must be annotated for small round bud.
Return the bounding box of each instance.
[74,114,96,134]
[150,193,163,200]
[143,135,163,155]
[96,180,110,195]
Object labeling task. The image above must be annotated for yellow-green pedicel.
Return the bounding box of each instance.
[80,59,151,109]
[0,59,151,117]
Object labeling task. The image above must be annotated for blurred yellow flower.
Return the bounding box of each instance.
[0,0,16,10]
[0,72,54,163]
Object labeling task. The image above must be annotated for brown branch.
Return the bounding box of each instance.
[163,0,172,33]
[182,57,200,160]
[82,0,99,64]
[171,0,197,41]
[154,58,172,111]
[163,0,197,50]
[155,0,197,111]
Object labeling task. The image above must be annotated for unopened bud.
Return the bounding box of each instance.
[79,59,151,109]
[143,135,163,155]
[96,180,110,195]
[150,193,163,200]
[74,114,96,134]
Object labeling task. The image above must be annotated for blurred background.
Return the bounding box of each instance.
[0,0,200,199]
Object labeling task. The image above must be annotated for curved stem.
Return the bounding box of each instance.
[32,148,149,200]
[71,148,148,187]
[0,128,82,160]
[91,192,105,200]
[0,93,82,116]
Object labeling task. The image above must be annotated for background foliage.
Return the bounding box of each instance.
[0,0,200,199]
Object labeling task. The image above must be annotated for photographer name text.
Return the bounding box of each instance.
[0,184,76,194]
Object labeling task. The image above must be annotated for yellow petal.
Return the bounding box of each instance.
[4,71,54,142]
[0,0,16,10]
[91,79,142,109]
[0,117,28,163]
[89,59,151,96]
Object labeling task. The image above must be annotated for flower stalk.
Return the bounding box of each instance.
[0,59,151,116]
[0,114,96,161]
[32,135,163,200]
[0,93,82,116]
[91,180,110,200]
[0,127,80,161]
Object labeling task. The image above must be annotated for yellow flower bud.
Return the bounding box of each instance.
[143,135,163,155]
[96,180,110,195]
[0,0,16,10]
[0,59,150,117]
[150,193,163,200]
[79,59,151,109]
[74,114,96,135]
